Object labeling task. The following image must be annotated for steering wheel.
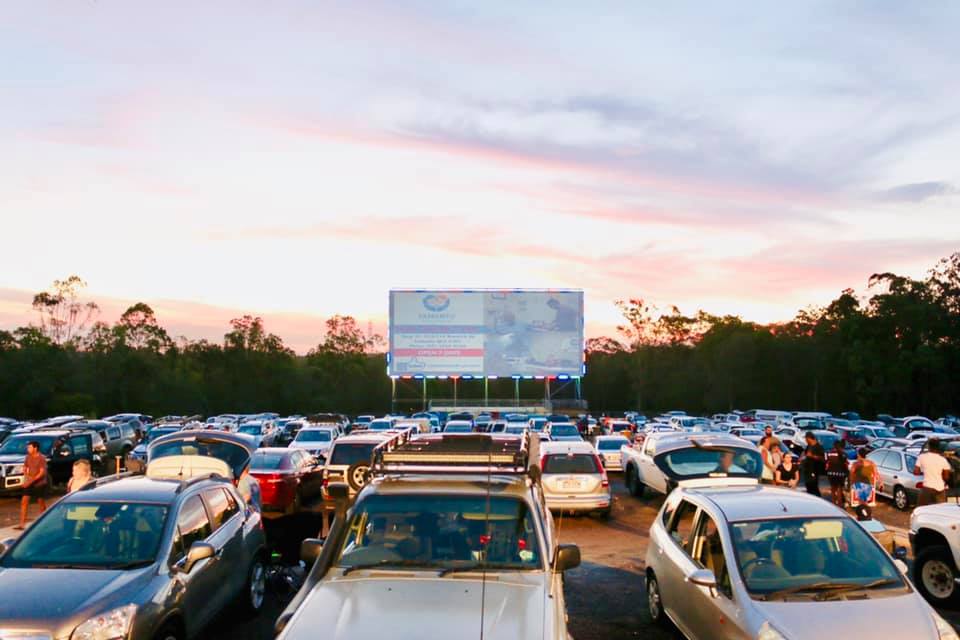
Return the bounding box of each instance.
[742,557,779,579]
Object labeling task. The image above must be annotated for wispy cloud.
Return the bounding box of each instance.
[874,181,958,203]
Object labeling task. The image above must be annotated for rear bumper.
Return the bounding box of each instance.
[545,494,611,512]
[600,459,623,471]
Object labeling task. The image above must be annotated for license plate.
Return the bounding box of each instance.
[561,479,583,490]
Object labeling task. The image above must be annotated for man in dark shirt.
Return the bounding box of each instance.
[18,441,48,529]
[801,432,825,497]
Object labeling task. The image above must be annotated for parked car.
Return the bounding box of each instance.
[274,431,579,640]
[594,435,630,471]
[546,422,583,442]
[249,448,324,516]
[867,437,911,452]
[911,503,960,608]
[540,441,611,517]
[288,425,337,459]
[59,419,138,463]
[729,427,765,445]
[867,448,923,510]
[861,425,899,440]
[621,432,762,498]
[645,484,946,640]
[0,430,108,492]
[0,472,267,639]
[127,424,184,471]
[442,420,474,434]
[236,421,278,448]
[321,432,393,498]
[893,416,938,439]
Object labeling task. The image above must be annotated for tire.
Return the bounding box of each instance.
[346,462,370,492]
[646,573,668,627]
[153,621,184,640]
[238,556,267,616]
[893,485,909,511]
[627,467,644,498]
[914,545,960,607]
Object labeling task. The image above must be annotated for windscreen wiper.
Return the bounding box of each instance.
[814,578,900,600]
[438,562,532,577]
[105,560,155,570]
[762,579,895,601]
[340,559,439,576]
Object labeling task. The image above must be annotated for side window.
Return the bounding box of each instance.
[668,500,698,553]
[222,488,241,522]
[171,495,212,564]
[204,488,232,531]
[661,495,678,527]
[883,453,902,471]
[69,435,90,457]
[692,513,731,598]
[107,427,121,440]
[121,424,135,439]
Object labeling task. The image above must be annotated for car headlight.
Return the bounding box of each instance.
[934,612,960,640]
[757,621,788,640]
[8,464,24,475]
[71,604,136,640]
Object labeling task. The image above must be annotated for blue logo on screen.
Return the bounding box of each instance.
[422,294,450,312]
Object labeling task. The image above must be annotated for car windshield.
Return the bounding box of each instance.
[505,425,526,434]
[610,423,630,432]
[149,438,250,478]
[2,501,168,569]
[551,424,579,437]
[330,443,377,466]
[368,421,393,431]
[598,438,628,451]
[655,446,762,479]
[0,436,55,456]
[335,494,542,572]
[543,453,600,474]
[730,517,905,600]
[444,424,472,433]
[144,428,179,443]
[251,452,290,470]
[238,425,262,435]
[296,430,332,442]
[871,428,896,438]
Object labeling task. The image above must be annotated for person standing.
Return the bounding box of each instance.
[776,455,800,489]
[17,441,48,530]
[760,437,780,484]
[67,459,93,493]
[849,447,880,520]
[914,438,952,506]
[825,440,850,508]
[801,431,825,497]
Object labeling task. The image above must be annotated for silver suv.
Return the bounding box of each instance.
[0,474,267,639]
[275,431,580,640]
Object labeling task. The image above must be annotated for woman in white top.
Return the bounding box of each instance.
[66,459,93,492]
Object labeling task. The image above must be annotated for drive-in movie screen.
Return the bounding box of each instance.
[389,290,584,377]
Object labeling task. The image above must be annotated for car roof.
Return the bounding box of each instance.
[595,434,629,440]
[66,476,203,504]
[688,485,843,521]
[334,433,393,443]
[648,432,759,453]
[369,473,530,498]
[299,425,336,431]
[541,440,595,454]
[149,429,255,453]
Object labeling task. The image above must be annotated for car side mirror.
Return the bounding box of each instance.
[0,537,16,556]
[554,544,581,572]
[894,546,908,561]
[179,541,215,574]
[301,538,325,564]
[686,568,717,589]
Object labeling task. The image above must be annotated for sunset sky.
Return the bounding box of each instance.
[2,2,959,352]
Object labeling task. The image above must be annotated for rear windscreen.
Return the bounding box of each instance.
[330,443,377,466]
[543,453,600,474]
[655,447,762,480]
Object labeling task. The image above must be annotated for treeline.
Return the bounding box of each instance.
[2,254,960,419]
[583,253,960,417]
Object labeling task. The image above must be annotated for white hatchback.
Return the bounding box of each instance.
[594,435,630,471]
[540,441,611,517]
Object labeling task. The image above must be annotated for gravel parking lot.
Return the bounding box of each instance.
[2,478,956,639]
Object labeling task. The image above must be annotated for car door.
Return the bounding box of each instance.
[867,451,892,496]
[638,438,668,494]
[880,451,905,494]
[685,511,750,640]
[169,494,220,636]
[203,486,245,608]
[655,498,700,637]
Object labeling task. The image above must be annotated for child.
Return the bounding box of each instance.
[67,459,94,492]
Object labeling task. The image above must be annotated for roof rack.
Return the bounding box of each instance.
[77,470,141,491]
[370,429,542,478]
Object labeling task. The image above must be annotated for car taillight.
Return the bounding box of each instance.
[595,455,609,487]
[539,455,547,470]
[322,478,329,487]
[255,473,285,484]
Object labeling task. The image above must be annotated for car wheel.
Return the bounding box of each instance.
[239,556,267,615]
[646,573,668,627]
[915,545,960,606]
[627,467,644,498]
[346,462,371,492]
[893,485,909,511]
[153,622,184,640]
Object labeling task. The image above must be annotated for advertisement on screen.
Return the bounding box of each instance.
[389,290,584,377]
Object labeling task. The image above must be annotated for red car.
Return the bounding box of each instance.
[249,447,324,516]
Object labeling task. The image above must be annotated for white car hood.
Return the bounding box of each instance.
[756,593,937,639]
[281,573,545,640]
[913,503,960,521]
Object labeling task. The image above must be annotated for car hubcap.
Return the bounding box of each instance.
[648,579,661,619]
[250,563,265,609]
[353,467,367,487]
[923,560,955,599]
[895,490,906,509]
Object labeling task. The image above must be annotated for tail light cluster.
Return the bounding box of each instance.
[594,455,609,488]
